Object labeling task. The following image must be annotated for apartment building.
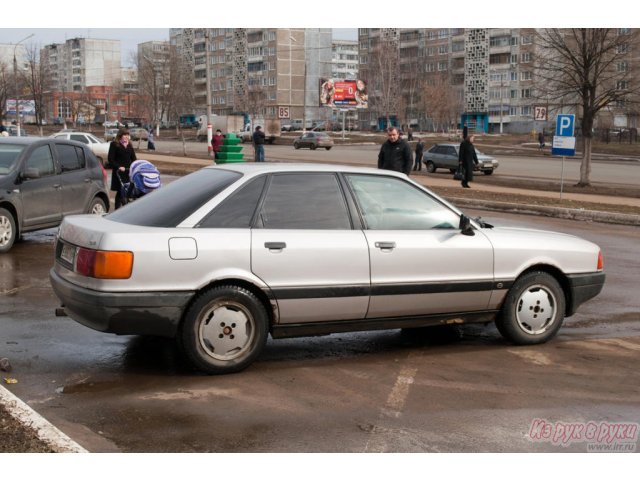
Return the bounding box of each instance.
[331,40,358,79]
[169,28,333,125]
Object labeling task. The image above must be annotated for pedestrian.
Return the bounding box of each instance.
[378,127,413,175]
[108,128,137,209]
[538,131,545,151]
[458,134,479,188]
[211,129,224,160]
[147,128,156,151]
[462,123,468,140]
[407,127,413,141]
[0,124,7,137]
[252,125,266,162]
[413,137,424,171]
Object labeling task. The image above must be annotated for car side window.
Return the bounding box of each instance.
[346,174,460,230]
[257,173,351,229]
[70,134,89,145]
[55,144,85,171]
[25,145,55,177]
[435,146,446,154]
[446,146,457,156]
[198,175,267,228]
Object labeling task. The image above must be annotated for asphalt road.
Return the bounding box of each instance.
[1,211,638,453]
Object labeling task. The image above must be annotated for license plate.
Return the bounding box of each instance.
[60,243,76,265]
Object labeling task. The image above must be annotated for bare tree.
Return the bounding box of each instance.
[366,31,400,129]
[0,61,10,125]
[422,72,462,132]
[22,45,51,135]
[535,28,640,186]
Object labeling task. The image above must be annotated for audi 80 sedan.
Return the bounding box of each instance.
[0,137,110,253]
[50,163,604,374]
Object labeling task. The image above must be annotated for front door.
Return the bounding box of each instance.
[20,144,62,228]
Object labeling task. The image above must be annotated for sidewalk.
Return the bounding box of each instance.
[141,153,640,226]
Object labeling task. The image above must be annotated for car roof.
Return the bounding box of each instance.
[207,162,406,178]
[0,137,47,145]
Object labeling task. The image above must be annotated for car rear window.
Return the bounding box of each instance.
[106,168,242,227]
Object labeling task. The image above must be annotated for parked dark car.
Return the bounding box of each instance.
[0,137,110,253]
[423,143,499,175]
[293,132,334,150]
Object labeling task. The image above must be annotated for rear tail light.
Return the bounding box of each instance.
[99,162,108,188]
[597,250,604,271]
[76,247,133,279]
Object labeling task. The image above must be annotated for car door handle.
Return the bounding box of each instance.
[375,241,396,250]
[265,242,286,250]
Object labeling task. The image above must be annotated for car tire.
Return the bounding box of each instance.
[87,197,107,215]
[325,147,332,150]
[310,144,317,150]
[0,208,17,253]
[426,161,436,173]
[294,143,300,149]
[495,271,566,345]
[179,285,269,374]
[483,170,494,175]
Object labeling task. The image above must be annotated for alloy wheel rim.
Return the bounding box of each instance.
[515,284,557,335]
[199,301,254,361]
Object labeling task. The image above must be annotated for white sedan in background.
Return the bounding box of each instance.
[50,131,111,166]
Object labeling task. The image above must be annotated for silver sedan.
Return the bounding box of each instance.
[49,163,604,374]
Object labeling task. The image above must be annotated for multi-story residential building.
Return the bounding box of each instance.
[170,28,333,126]
[331,40,358,79]
[41,38,121,93]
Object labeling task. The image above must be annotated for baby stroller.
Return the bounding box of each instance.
[117,159,161,206]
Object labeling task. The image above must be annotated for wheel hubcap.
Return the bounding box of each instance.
[0,216,11,247]
[516,285,557,334]
[92,203,106,215]
[199,301,254,361]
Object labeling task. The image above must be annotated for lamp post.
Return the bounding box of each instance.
[204,29,213,158]
[14,34,34,137]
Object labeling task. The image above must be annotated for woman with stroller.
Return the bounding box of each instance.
[108,128,137,209]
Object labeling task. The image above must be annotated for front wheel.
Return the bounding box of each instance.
[294,143,300,149]
[483,170,494,175]
[310,144,317,150]
[496,271,566,345]
[325,146,332,150]
[179,285,269,374]
[0,208,17,253]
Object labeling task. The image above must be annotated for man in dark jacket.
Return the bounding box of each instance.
[378,127,413,175]
[252,126,266,162]
[458,134,479,188]
[413,137,424,171]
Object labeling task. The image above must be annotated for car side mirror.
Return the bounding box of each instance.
[22,168,41,180]
[459,214,475,236]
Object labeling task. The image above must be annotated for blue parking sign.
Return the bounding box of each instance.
[555,114,575,137]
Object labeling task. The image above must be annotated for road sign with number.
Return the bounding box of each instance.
[278,106,290,119]
[534,106,547,121]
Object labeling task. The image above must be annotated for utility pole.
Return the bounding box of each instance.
[204,29,213,158]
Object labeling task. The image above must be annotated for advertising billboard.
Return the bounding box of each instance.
[5,99,36,116]
[319,78,368,109]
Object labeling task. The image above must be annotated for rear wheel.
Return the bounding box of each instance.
[310,144,317,150]
[426,161,436,173]
[87,197,107,215]
[179,285,269,374]
[325,146,332,150]
[496,271,565,345]
[483,170,494,175]
[0,208,17,253]
[294,143,300,149]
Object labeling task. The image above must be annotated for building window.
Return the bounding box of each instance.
[617,61,629,72]
[521,71,532,81]
[510,54,518,64]
[510,71,518,81]
[617,80,629,90]
[438,45,448,55]
[521,52,531,63]
[521,35,533,45]
[438,61,447,71]
[521,106,531,116]
[521,88,531,98]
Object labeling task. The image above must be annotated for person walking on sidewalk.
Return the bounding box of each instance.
[108,128,137,209]
[413,137,424,171]
[458,134,479,188]
[252,126,266,162]
[211,129,223,160]
[378,127,413,175]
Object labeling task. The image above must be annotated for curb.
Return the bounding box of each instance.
[0,384,87,453]
[451,197,640,226]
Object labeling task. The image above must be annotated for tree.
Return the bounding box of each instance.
[422,71,463,132]
[535,28,640,186]
[0,61,10,125]
[366,30,400,129]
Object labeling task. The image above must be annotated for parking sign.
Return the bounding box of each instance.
[555,114,575,137]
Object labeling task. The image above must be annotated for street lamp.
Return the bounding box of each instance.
[14,34,34,137]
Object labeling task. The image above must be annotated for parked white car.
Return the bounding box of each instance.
[50,131,111,166]
[50,163,605,374]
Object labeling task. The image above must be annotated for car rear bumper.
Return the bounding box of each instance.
[49,269,195,337]
[566,271,606,316]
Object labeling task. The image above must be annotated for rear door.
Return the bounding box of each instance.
[20,144,62,227]
[54,142,93,215]
[251,173,370,324]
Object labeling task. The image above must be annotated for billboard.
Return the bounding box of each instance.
[319,78,368,109]
[5,99,36,116]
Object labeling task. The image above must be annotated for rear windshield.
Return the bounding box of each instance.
[107,168,242,227]
[0,144,26,174]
